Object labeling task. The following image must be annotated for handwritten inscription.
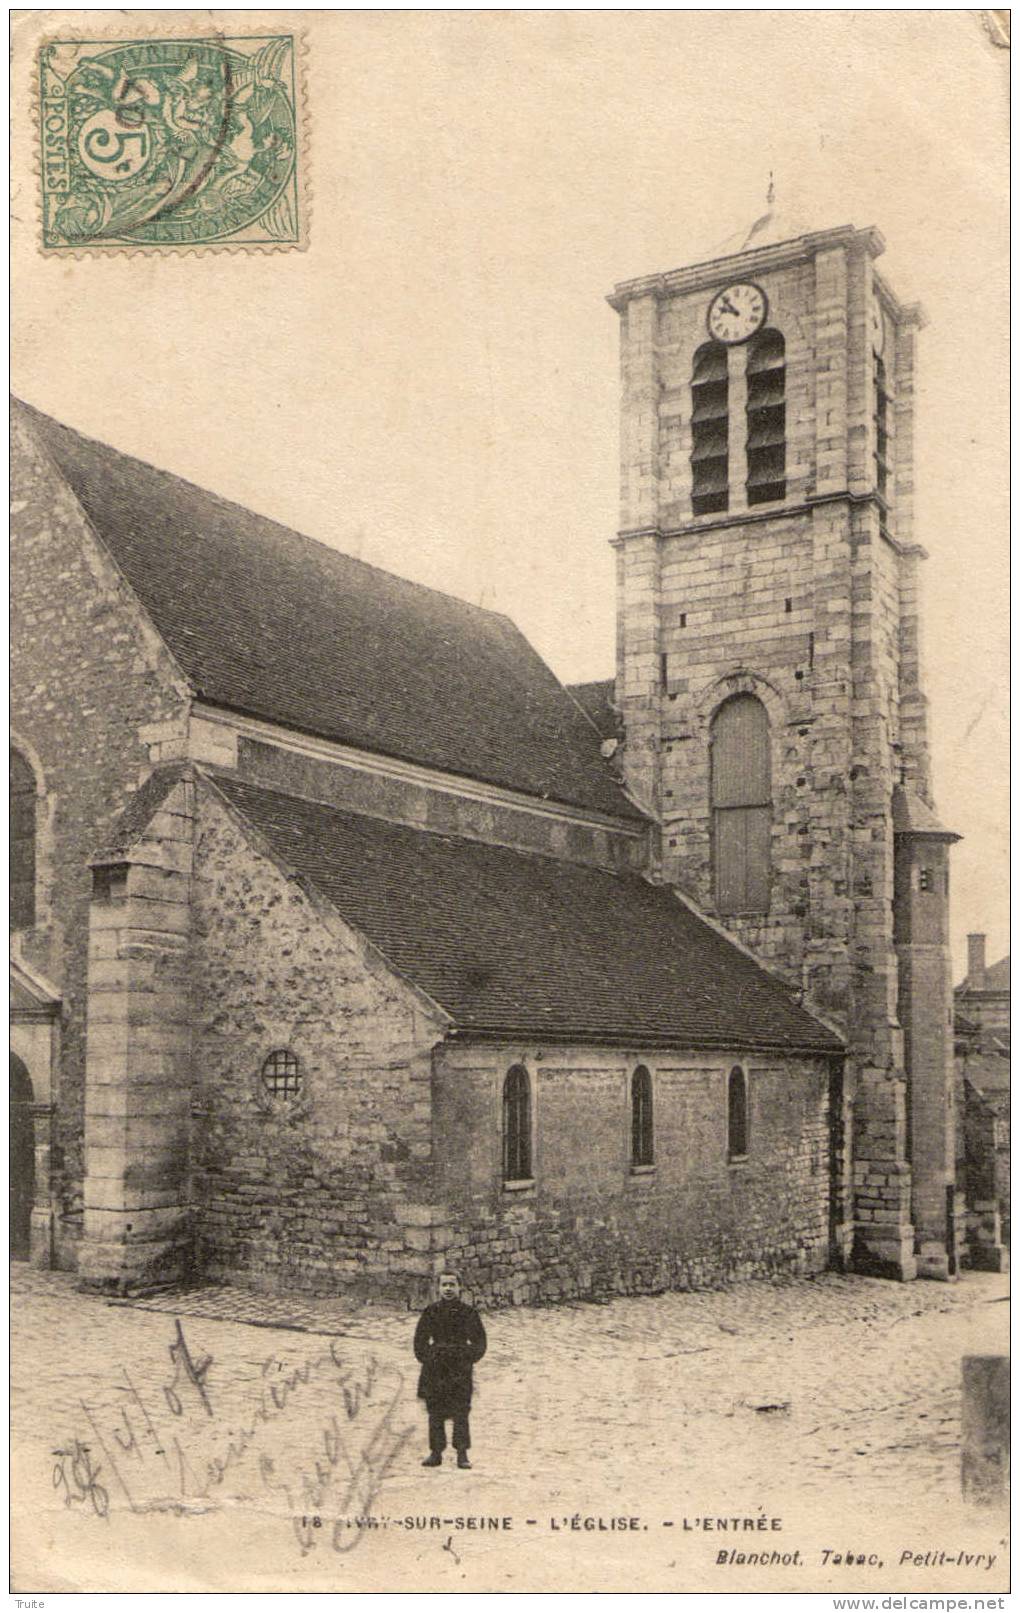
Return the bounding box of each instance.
[56,1317,414,1549]
[52,1438,109,1518]
[163,1319,213,1418]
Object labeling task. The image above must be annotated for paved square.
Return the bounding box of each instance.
[11,1266,1009,1593]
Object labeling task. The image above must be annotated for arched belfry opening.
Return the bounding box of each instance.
[10,1052,35,1261]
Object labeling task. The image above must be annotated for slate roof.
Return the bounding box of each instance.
[891,786,958,839]
[17,400,643,824]
[90,766,185,863]
[567,678,621,743]
[211,774,842,1054]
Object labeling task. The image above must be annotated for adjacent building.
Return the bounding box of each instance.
[955,935,1010,1261]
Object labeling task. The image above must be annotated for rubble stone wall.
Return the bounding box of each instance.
[189,784,442,1296]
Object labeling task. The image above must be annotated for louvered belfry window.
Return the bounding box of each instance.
[631,1066,654,1167]
[502,1065,532,1182]
[874,355,890,508]
[710,694,771,915]
[691,341,729,515]
[10,749,37,931]
[746,329,786,506]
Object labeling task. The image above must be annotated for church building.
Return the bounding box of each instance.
[12,212,992,1303]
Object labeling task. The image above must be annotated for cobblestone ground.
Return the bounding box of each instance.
[11,1265,1009,1594]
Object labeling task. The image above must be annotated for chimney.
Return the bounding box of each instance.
[967,933,987,991]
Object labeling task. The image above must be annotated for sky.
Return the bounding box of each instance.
[11,9,1009,977]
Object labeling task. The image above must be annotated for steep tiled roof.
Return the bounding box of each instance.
[211,774,842,1055]
[17,400,643,824]
[891,787,957,839]
[567,678,621,743]
[90,765,185,862]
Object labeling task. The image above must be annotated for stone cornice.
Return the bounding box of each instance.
[612,492,923,555]
[607,224,884,312]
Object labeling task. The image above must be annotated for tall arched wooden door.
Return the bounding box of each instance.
[10,1053,35,1260]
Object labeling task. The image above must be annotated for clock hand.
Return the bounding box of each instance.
[718,297,739,316]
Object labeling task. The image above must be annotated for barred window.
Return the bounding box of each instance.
[10,749,37,931]
[691,341,729,515]
[728,1066,749,1160]
[261,1049,302,1098]
[502,1065,532,1182]
[746,329,786,506]
[710,694,771,915]
[631,1066,654,1167]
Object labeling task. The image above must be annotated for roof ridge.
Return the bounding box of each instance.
[567,676,615,693]
[12,394,515,628]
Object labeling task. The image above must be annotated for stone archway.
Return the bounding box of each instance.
[10,1053,35,1261]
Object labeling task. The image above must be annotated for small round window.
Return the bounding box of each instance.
[261,1049,301,1098]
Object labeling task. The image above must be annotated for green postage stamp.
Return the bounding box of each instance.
[38,35,305,251]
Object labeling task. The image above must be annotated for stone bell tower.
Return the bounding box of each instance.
[608,206,967,1279]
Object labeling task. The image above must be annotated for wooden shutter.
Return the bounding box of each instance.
[711,697,771,915]
[691,342,729,516]
[711,695,770,806]
[746,330,786,506]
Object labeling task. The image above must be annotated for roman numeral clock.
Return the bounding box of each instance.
[706,281,768,344]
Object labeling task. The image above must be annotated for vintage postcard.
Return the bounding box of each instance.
[10,8,1009,1599]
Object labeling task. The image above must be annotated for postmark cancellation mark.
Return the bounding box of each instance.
[38,34,305,252]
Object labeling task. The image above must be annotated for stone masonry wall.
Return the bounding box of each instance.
[10,412,188,1263]
[80,777,196,1289]
[610,229,931,1279]
[136,713,648,873]
[432,1045,832,1307]
[189,782,445,1297]
[232,734,646,872]
[614,236,914,1058]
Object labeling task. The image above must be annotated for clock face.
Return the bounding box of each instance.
[706,281,768,345]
